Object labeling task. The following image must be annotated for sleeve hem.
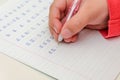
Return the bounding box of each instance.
[100,0,120,38]
[100,19,120,38]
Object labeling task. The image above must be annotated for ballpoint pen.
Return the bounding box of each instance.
[58,0,82,42]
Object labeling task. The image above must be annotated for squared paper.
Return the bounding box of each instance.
[0,0,120,80]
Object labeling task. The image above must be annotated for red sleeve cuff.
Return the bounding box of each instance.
[100,0,120,38]
[100,19,120,38]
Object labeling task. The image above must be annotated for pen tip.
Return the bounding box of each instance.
[58,34,63,42]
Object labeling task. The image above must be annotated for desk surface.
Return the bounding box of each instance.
[0,0,120,80]
[0,53,54,80]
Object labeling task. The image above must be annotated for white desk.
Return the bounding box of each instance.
[0,0,120,80]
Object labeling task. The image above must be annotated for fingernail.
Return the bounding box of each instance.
[62,29,72,38]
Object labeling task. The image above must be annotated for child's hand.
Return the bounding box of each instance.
[49,0,108,42]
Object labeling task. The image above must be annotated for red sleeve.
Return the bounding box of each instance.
[100,0,120,38]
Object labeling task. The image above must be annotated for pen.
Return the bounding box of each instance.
[58,0,81,42]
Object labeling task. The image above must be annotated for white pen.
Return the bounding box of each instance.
[58,0,81,42]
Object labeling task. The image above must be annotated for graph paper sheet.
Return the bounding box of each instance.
[0,0,120,80]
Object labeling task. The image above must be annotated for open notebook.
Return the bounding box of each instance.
[0,0,120,80]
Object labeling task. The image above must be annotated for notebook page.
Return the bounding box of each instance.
[0,0,120,80]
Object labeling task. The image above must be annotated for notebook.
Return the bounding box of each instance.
[0,0,120,80]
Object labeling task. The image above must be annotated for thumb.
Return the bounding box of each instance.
[60,0,107,39]
[61,9,89,39]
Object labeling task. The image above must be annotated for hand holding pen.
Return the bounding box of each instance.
[49,0,108,43]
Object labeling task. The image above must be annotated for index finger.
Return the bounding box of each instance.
[49,0,67,33]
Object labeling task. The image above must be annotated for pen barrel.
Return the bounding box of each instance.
[61,0,82,25]
[58,0,82,42]
[72,0,81,16]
